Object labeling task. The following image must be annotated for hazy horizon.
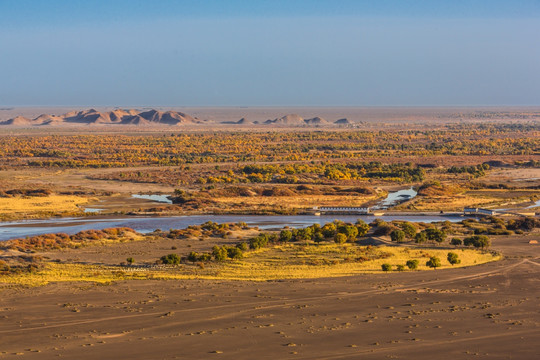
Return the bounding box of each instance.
[1,1,539,107]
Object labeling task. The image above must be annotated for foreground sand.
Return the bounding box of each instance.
[1,235,539,359]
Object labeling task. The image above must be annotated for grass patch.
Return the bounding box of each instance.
[0,244,500,286]
[0,195,90,219]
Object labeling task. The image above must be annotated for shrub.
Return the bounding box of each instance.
[425,228,446,243]
[236,242,248,251]
[187,251,199,262]
[396,264,405,271]
[126,257,134,265]
[426,256,441,269]
[414,231,427,243]
[279,229,293,242]
[212,246,228,261]
[226,246,243,259]
[249,234,269,249]
[334,233,347,244]
[406,259,419,270]
[381,263,392,272]
[161,253,181,265]
[390,230,406,243]
[321,223,337,238]
[463,235,491,250]
[450,238,462,246]
[400,222,417,238]
[355,220,370,237]
[447,252,461,265]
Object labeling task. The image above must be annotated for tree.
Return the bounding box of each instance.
[334,233,347,244]
[406,259,419,270]
[126,257,134,265]
[212,246,228,261]
[426,228,446,244]
[340,225,358,241]
[400,222,417,239]
[381,263,392,272]
[463,235,491,250]
[415,231,427,243]
[390,230,406,243]
[161,253,181,265]
[450,238,462,246]
[355,220,370,237]
[426,256,441,269]
[226,246,243,259]
[279,229,293,243]
[447,252,461,265]
[321,223,337,238]
[396,264,405,271]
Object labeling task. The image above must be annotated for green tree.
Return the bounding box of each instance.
[212,246,228,261]
[390,230,406,243]
[406,259,419,270]
[334,233,347,244]
[414,231,427,243]
[426,228,446,244]
[381,263,392,272]
[161,253,181,265]
[279,229,293,242]
[450,238,462,246]
[355,220,370,237]
[400,222,417,239]
[126,257,134,265]
[321,223,337,238]
[447,252,461,265]
[426,256,441,269]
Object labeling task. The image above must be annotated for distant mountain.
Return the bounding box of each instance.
[334,118,351,125]
[0,109,196,126]
[220,117,251,125]
[264,114,306,125]
[304,116,329,125]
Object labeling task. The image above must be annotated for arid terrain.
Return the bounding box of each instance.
[0,107,539,359]
[0,231,538,359]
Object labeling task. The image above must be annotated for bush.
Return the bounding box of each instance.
[390,230,406,243]
[226,246,243,259]
[450,238,462,246]
[400,222,417,238]
[249,234,269,249]
[187,251,199,262]
[212,246,228,261]
[126,257,134,265]
[396,264,405,271]
[414,231,427,243]
[355,220,370,237]
[334,233,347,244]
[447,252,461,265]
[425,228,446,243]
[406,259,419,270]
[426,256,441,269]
[279,229,293,242]
[381,263,392,272]
[236,242,248,251]
[161,253,181,265]
[463,235,491,250]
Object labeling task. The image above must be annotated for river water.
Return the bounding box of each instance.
[0,214,461,241]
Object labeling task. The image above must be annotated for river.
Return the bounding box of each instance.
[0,214,461,241]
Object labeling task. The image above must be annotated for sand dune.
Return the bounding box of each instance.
[0,109,197,127]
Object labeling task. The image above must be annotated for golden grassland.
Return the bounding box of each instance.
[0,195,90,219]
[212,194,380,210]
[1,244,500,287]
[404,195,502,211]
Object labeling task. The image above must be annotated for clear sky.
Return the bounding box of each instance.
[1,0,539,106]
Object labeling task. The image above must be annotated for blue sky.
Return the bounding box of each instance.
[1,1,539,106]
